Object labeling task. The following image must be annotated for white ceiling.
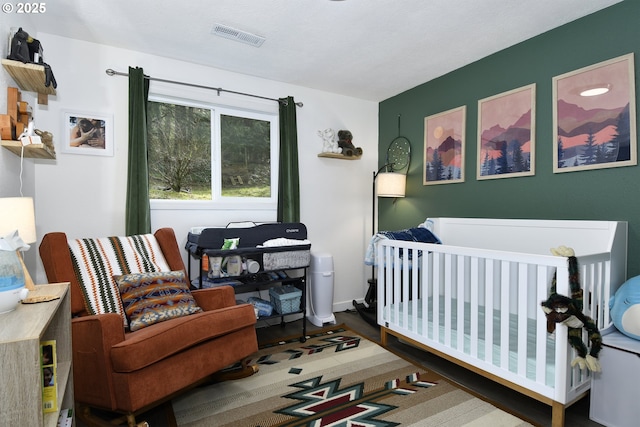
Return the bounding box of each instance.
[35,0,621,102]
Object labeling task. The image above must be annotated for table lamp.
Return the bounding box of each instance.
[0,197,36,312]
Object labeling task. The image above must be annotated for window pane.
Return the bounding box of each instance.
[147,101,212,200]
[220,114,271,198]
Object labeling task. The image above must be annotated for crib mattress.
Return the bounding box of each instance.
[385,297,557,387]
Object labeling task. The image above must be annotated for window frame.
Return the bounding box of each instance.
[148,94,279,212]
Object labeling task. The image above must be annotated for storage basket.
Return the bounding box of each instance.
[263,249,310,270]
[269,285,302,314]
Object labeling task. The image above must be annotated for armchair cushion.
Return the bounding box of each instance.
[115,270,202,332]
[68,234,171,327]
[110,293,257,372]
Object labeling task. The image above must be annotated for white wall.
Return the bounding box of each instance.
[0,14,38,273]
[10,33,378,312]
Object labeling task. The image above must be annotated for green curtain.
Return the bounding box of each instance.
[125,67,151,235]
[277,97,300,223]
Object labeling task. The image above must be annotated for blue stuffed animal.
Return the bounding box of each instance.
[610,275,640,340]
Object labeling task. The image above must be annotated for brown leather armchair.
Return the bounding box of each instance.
[40,228,258,427]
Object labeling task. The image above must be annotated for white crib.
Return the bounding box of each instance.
[376,218,627,427]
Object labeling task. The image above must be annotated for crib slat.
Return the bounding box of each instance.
[421,251,430,338]
[393,246,401,326]
[485,259,494,364]
[535,265,549,386]
[433,252,441,342]
[470,257,479,358]
[444,253,453,346]
[402,248,409,330]
[456,254,465,351]
[411,248,419,333]
[517,262,529,378]
[500,261,510,369]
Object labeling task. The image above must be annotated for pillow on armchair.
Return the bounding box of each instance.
[115,270,202,332]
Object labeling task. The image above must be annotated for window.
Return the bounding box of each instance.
[147,96,279,209]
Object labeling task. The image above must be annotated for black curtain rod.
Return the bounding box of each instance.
[105,68,303,107]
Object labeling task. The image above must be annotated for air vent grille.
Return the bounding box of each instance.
[212,24,265,47]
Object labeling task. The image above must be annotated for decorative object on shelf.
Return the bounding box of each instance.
[0,86,56,159]
[317,128,341,154]
[0,86,33,139]
[553,53,637,173]
[0,197,36,313]
[61,110,113,156]
[424,105,465,185]
[478,84,536,180]
[316,128,363,159]
[4,27,57,105]
[6,27,56,92]
[337,130,363,157]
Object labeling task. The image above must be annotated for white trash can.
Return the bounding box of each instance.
[307,252,336,327]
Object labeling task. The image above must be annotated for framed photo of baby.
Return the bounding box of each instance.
[62,111,113,156]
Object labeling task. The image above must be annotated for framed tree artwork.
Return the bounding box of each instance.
[423,106,465,185]
[553,53,636,173]
[477,84,535,180]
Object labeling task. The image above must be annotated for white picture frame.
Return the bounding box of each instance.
[61,111,114,157]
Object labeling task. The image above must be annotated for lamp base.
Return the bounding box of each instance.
[352,300,379,329]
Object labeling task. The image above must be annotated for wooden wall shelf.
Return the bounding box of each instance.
[2,59,56,104]
[317,152,362,160]
[1,140,56,159]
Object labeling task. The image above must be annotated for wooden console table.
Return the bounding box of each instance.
[0,283,74,426]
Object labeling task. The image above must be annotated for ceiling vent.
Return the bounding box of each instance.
[212,23,266,47]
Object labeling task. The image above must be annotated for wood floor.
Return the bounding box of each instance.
[78,309,603,427]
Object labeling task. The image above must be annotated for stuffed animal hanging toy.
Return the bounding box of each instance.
[540,246,602,372]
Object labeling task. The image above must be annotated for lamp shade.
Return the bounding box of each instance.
[0,197,36,244]
[376,172,406,197]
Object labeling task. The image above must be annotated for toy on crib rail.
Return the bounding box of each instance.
[610,275,640,340]
[540,245,602,372]
[337,130,363,157]
[317,128,341,154]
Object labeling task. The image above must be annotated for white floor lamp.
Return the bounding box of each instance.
[363,168,406,307]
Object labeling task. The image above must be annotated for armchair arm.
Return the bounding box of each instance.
[40,231,87,316]
[72,313,125,410]
[192,286,238,311]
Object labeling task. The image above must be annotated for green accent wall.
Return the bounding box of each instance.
[378,1,640,277]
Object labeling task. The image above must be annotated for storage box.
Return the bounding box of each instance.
[263,249,310,271]
[269,285,302,314]
[590,326,640,427]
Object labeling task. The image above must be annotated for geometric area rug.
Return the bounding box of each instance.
[172,325,533,426]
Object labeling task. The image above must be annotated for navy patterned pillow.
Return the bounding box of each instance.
[115,270,202,332]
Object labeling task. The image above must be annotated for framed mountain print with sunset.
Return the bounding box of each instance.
[423,106,465,185]
[553,53,636,173]
[477,84,535,180]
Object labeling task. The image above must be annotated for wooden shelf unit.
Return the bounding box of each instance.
[0,283,74,426]
[1,139,56,159]
[2,59,56,104]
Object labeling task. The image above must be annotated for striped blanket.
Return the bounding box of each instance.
[68,234,171,327]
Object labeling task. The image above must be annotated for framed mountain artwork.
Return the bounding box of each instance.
[553,53,636,173]
[477,84,536,180]
[423,106,465,185]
